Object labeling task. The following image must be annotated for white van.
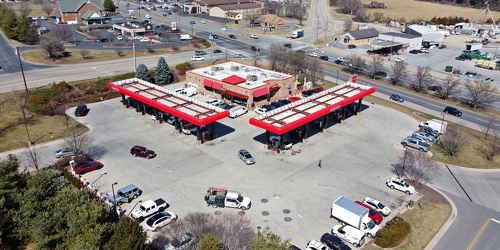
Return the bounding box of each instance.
[180,87,197,97]
[229,106,247,118]
[331,225,366,247]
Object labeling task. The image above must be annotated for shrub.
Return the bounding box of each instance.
[375,216,411,248]
[202,41,211,47]
[51,81,73,93]
[111,72,136,81]
[76,27,83,32]
[175,62,191,74]
[81,94,103,103]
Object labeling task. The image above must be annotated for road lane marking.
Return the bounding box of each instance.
[467,218,492,250]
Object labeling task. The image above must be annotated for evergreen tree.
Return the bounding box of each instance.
[155,57,174,85]
[136,64,153,82]
[103,0,116,12]
[105,217,150,250]
[16,17,39,45]
[198,233,223,250]
[0,10,19,39]
[250,230,290,250]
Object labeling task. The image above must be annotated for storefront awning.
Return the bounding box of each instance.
[212,82,223,90]
[253,87,269,97]
[225,90,248,99]
[203,79,213,88]
[269,84,281,91]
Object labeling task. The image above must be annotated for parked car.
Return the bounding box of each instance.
[411,133,435,143]
[394,57,405,62]
[213,49,222,53]
[334,59,344,65]
[363,197,391,216]
[269,136,293,150]
[409,49,419,54]
[262,104,276,111]
[229,34,236,39]
[75,104,88,116]
[284,43,292,48]
[288,96,301,102]
[401,136,430,152]
[389,94,404,102]
[319,55,329,61]
[419,126,441,139]
[331,225,366,247]
[278,99,291,105]
[413,131,437,141]
[130,145,157,159]
[295,49,306,54]
[117,35,123,40]
[254,108,267,115]
[72,161,103,175]
[271,101,285,108]
[145,15,151,19]
[445,66,453,72]
[206,99,222,105]
[306,240,332,250]
[249,34,258,39]
[427,85,443,92]
[238,149,255,165]
[145,211,178,231]
[320,233,352,250]
[54,148,83,158]
[251,46,260,52]
[443,106,462,117]
[420,48,429,53]
[191,56,204,61]
[348,44,357,49]
[164,233,197,250]
[386,177,415,194]
[355,201,383,225]
[302,90,316,97]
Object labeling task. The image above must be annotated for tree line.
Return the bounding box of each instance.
[0,3,39,44]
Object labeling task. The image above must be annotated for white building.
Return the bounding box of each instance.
[404,25,444,45]
[378,32,423,51]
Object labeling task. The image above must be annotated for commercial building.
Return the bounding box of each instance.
[55,0,104,25]
[186,62,296,108]
[342,28,379,46]
[376,32,422,51]
[404,25,444,45]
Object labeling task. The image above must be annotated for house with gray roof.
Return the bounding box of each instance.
[342,28,379,46]
[56,0,104,24]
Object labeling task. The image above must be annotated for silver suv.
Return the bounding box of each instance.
[401,136,430,152]
[54,148,83,158]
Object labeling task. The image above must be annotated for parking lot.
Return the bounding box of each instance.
[61,82,422,247]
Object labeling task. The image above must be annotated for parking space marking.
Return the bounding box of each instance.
[368,191,399,206]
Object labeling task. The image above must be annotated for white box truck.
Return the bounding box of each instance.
[179,34,192,40]
[330,196,380,238]
[418,119,447,134]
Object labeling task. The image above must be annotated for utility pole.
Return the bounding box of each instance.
[324,16,328,40]
[316,15,319,42]
[16,46,29,93]
[133,41,136,71]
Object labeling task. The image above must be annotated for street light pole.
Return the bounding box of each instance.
[133,41,136,71]
[111,182,118,219]
[90,172,107,187]
[128,200,143,216]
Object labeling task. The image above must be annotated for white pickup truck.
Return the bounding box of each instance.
[181,123,204,135]
[131,198,168,221]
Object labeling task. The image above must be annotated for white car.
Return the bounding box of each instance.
[140,38,150,42]
[134,35,142,40]
[249,34,258,39]
[308,52,318,57]
[306,240,330,250]
[337,57,345,62]
[269,136,292,150]
[254,108,267,115]
[331,225,366,247]
[386,177,415,194]
[191,56,204,61]
[145,15,152,19]
[206,99,222,106]
[116,36,123,40]
[144,211,177,231]
[363,197,391,216]
[394,57,405,62]
[200,20,206,24]
[221,26,227,31]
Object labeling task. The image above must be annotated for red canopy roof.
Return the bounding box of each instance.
[222,75,246,85]
[253,87,269,97]
[203,79,213,87]
[225,90,248,99]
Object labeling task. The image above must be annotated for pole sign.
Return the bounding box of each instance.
[172,22,177,31]
[128,10,135,16]
[350,74,358,83]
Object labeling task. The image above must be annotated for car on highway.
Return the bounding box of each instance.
[75,104,88,116]
[363,197,391,216]
[319,55,329,61]
[254,108,267,115]
[355,201,383,225]
[394,57,405,62]
[72,161,103,175]
[140,38,150,42]
[337,57,345,62]
[401,136,430,152]
[229,34,236,39]
[145,15,151,19]
[284,43,292,48]
[443,106,462,117]
[221,26,227,31]
[249,34,258,39]
[234,53,246,58]
[200,20,205,24]
[145,211,178,231]
[251,46,260,52]
[213,49,222,53]
[389,94,404,102]
[191,56,204,61]
[386,177,415,194]
[308,52,318,57]
[238,149,255,165]
[130,145,157,159]
[54,148,84,158]
[195,50,207,55]
[134,35,143,40]
[334,59,343,65]
[409,49,419,54]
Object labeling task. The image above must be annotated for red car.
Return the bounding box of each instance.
[355,201,383,225]
[72,161,103,175]
[288,96,301,102]
[348,44,357,49]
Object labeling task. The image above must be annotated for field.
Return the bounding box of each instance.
[361,0,500,22]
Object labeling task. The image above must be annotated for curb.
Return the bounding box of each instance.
[424,185,457,250]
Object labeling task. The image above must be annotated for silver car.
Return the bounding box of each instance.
[412,131,436,142]
[54,148,83,158]
[401,136,430,152]
[238,149,255,165]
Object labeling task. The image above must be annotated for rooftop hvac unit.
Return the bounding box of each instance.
[260,72,267,77]
[231,66,240,71]
[245,69,250,72]
[211,66,221,71]
[246,75,258,81]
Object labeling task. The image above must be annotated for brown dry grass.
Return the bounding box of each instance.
[0,92,87,153]
[360,0,500,22]
[8,2,56,17]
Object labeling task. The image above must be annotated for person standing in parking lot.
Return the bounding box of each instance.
[318,160,322,168]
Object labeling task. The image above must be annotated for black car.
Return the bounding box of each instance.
[295,49,305,54]
[271,102,285,108]
[320,233,351,250]
[278,99,291,105]
[319,55,329,61]
[409,49,419,54]
[443,106,462,117]
[251,46,260,52]
[375,71,387,77]
[301,90,316,97]
[262,104,276,111]
[389,94,404,102]
[334,59,343,65]
[213,49,222,53]
[284,43,292,48]
[75,104,88,116]
[229,34,236,39]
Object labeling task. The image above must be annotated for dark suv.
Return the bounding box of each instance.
[130,145,157,159]
[320,233,351,250]
[75,104,88,116]
[443,106,462,117]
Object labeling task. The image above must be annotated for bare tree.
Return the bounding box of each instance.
[41,2,53,17]
[79,49,90,59]
[106,32,116,45]
[390,61,408,86]
[480,115,499,141]
[263,1,282,15]
[115,49,124,57]
[339,0,363,15]
[34,0,44,5]
[439,123,469,157]
[242,8,261,26]
[346,54,366,74]
[463,80,499,109]
[13,92,32,146]
[124,35,131,45]
[476,135,500,161]
[268,44,281,71]
[343,19,353,32]
[373,12,384,22]
[274,46,292,72]
[62,115,94,161]
[252,51,259,67]
[438,75,461,100]
[53,25,73,42]
[369,56,385,79]
[305,57,324,83]
[40,34,66,58]
[18,2,33,17]
[23,144,41,171]
[412,66,433,93]
[399,149,441,189]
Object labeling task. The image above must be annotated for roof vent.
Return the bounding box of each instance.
[211,66,221,71]
[231,66,240,71]
[246,75,258,81]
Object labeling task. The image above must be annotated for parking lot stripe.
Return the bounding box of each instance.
[368,191,399,206]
